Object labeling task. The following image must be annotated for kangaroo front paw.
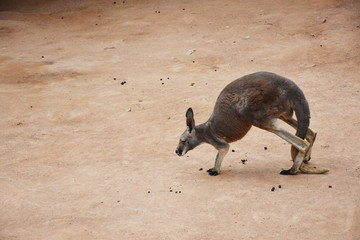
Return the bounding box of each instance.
[280,169,298,175]
[207,168,219,176]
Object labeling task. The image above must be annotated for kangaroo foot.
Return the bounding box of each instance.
[280,169,298,175]
[207,168,219,176]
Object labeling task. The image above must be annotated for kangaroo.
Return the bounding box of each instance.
[175,72,329,176]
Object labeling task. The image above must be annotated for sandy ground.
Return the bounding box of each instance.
[0,0,360,239]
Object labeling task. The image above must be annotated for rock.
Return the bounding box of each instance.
[186,49,196,55]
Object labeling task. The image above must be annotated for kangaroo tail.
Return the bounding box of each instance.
[290,86,310,162]
[290,86,329,174]
[299,164,329,174]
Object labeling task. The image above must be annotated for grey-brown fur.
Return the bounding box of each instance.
[175,72,329,175]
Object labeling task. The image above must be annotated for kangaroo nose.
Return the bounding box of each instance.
[175,149,181,156]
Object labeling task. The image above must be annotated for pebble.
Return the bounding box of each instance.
[186,49,196,55]
[271,187,275,192]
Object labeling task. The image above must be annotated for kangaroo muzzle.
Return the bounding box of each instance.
[175,144,187,156]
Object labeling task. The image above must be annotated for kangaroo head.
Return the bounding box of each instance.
[175,108,201,156]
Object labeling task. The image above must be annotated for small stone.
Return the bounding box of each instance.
[329,185,332,188]
[148,191,150,193]
[179,191,181,193]
[170,190,173,192]
[121,81,126,85]
[232,149,235,152]
[113,1,116,4]
[271,187,275,192]
[190,83,195,86]
[41,56,44,58]
[322,19,327,23]
[278,185,282,189]
[114,77,116,80]
[186,49,196,55]
[241,159,247,164]
[127,108,132,112]
[264,146,267,150]
[199,168,203,171]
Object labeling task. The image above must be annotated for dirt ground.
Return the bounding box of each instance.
[0,0,359,239]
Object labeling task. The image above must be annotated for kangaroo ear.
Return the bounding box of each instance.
[186,108,195,132]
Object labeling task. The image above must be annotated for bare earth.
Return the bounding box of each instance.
[1,0,360,239]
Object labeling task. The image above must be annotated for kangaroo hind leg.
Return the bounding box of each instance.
[280,116,317,162]
[264,120,310,175]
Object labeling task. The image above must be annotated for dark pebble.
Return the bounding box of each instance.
[42,56,44,58]
[114,77,116,80]
[199,168,203,171]
[113,1,116,4]
[264,146,267,150]
[167,77,170,79]
[175,191,178,194]
[162,83,164,85]
[179,191,181,193]
[121,81,126,85]
[329,185,332,188]
[148,191,150,193]
[170,190,173,192]
[271,187,275,192]
[241,159,247,164]
[232,149,235,152]
[278,185,282,188]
